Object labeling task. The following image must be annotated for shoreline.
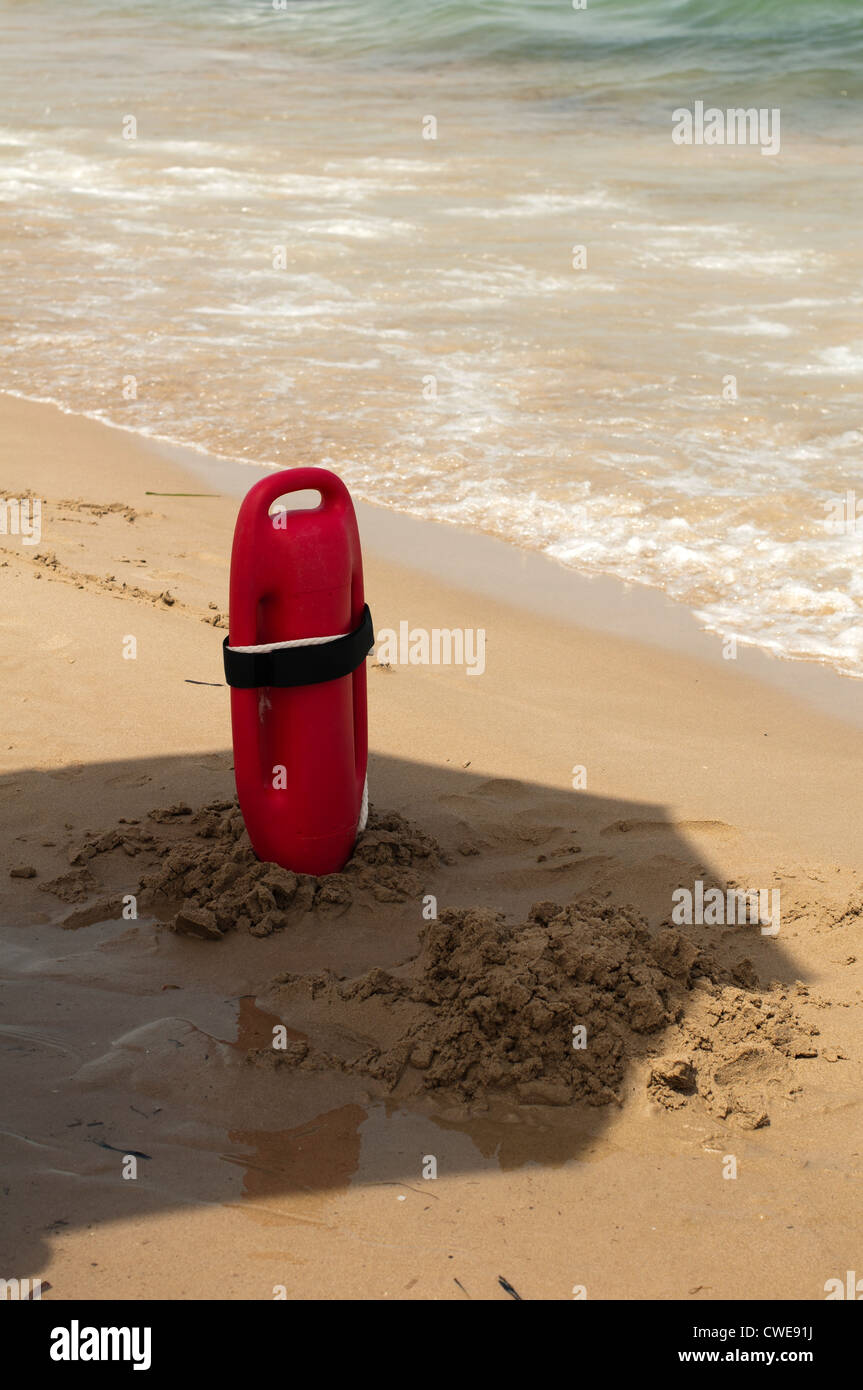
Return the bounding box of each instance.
[9,391,863,731]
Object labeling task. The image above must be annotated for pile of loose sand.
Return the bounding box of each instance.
[261,899,818,1123]
[38,798,821,1125]
[40,796,443,935]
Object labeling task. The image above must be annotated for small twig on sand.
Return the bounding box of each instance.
[498,1275,522,1301]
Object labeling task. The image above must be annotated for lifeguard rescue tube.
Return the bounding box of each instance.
[222,467,372,876]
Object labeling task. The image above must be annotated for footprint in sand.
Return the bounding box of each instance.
[439,778,530,808]
[105,771,154,788]
[600,818,736,839]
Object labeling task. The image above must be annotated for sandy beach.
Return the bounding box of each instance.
[1,392,861,1301]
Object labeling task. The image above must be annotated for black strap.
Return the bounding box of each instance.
[223,604,374,689]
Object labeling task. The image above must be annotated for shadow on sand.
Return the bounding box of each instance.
[0,746,805,1286]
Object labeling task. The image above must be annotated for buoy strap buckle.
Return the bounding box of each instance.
[223,604,374,689]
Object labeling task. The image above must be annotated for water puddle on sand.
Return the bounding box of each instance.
[219,995,598,1217]
[224,1105,368,1203]
[425,1105,604,1172]
[216,997,368,1217]
[231,996,306,1052]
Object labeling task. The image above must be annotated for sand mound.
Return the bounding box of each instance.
[38,800,821,1126]
[40,796,443,936]
[261,898,818,1122]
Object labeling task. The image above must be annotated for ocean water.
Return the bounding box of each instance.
[2,0,863,673]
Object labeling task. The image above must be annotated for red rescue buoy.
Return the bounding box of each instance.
[223,467,372,876]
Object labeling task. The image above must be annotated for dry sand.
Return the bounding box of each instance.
[1,393,861,1301]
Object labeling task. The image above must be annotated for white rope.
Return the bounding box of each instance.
[227,626,369,836]
[357,772,369,834]
[227,631,348,654]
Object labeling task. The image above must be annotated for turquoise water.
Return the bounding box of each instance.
[2,0,863,673]
[12,0,863,89]
[60,0,863,85]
